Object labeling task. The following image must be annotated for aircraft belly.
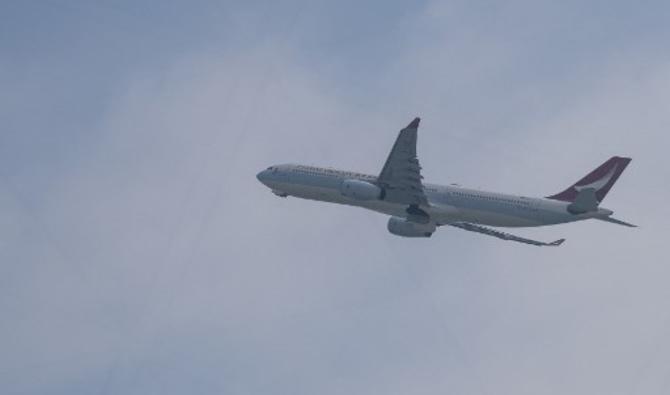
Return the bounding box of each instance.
[356,200,409,217]
[475,214,542,227]
[281,182,340,202]
[273,181,407,216]
[447,207,542,227]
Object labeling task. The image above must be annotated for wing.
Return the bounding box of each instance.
[377,117,428,206]
[447,222,565,247]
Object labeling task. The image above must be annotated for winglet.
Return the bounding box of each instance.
[548,238,566,247]
[407,117,420,129]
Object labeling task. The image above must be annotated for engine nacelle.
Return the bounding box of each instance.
[387,216,436,238]
[340,179,383,200]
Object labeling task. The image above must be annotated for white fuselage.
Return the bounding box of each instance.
[257,164,612,227]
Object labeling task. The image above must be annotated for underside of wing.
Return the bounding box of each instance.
[447,222,565,247]
[377,118,428,206]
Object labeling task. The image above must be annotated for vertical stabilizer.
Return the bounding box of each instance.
[547,156,631,203]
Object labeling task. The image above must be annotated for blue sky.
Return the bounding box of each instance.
[2,1,670,394]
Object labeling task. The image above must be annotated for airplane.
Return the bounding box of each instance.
[256,117,634,246]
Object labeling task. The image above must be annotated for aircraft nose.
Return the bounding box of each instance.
[256,169,270,185]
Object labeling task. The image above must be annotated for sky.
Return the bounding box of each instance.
[1,1,670,394]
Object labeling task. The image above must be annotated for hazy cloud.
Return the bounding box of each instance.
[1,1,669,394]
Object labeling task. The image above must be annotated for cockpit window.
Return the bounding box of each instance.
[267,166,274,170]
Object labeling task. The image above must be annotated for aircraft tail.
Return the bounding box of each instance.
[546,156,632,204]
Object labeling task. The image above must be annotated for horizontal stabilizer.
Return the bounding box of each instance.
[596,216,637,227]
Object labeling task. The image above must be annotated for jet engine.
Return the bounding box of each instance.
[340,179,383,200]
[387,216,436,238]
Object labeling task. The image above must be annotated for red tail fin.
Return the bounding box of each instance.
[547,156,631,203]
